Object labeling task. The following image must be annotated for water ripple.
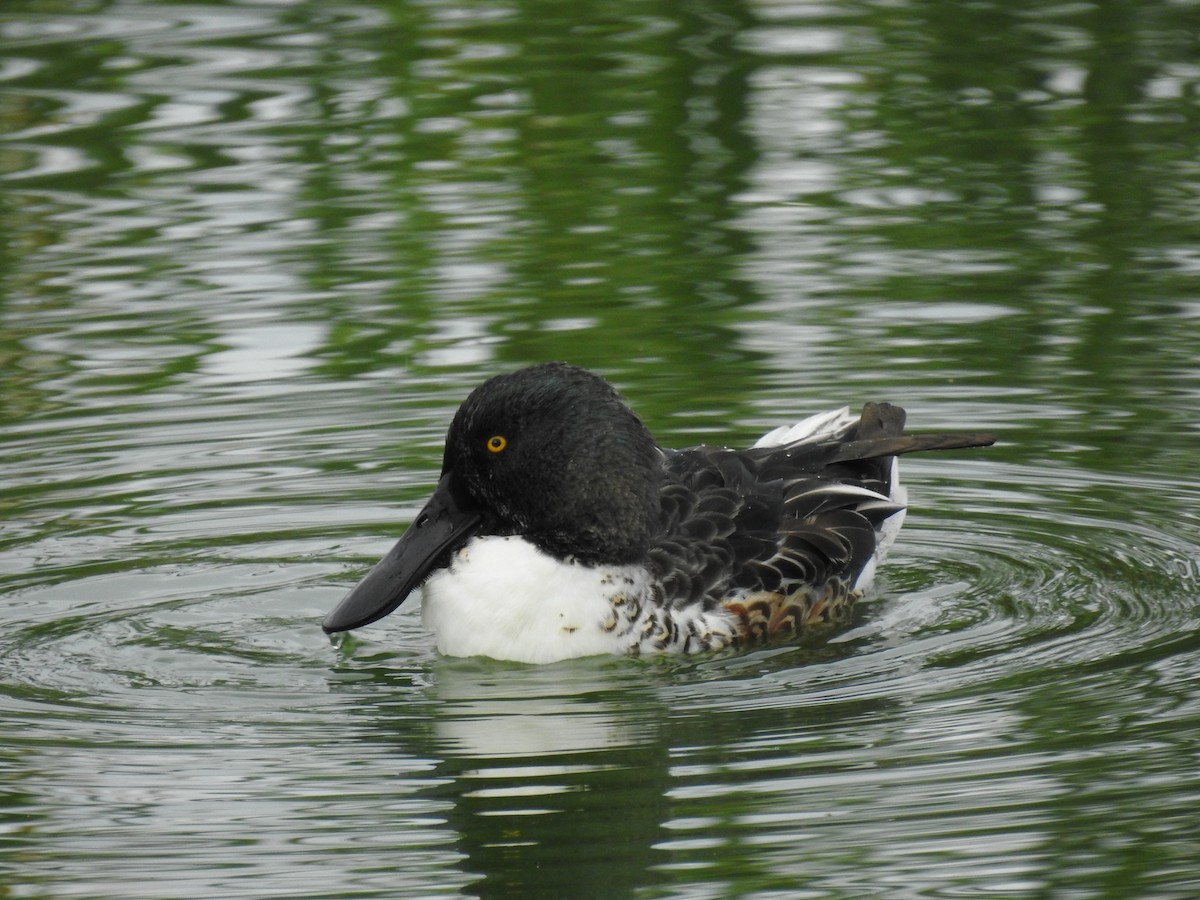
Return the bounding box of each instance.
[5,450,1195,745]
[651,459,1200,719]
[3,0,1200,895]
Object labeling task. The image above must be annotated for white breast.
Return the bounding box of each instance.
[419,535,652,664]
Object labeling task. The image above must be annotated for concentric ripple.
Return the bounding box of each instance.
[634,459,1198,706]
[5,453,1195,723]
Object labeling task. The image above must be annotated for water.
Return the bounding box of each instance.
[2,0,1199,896]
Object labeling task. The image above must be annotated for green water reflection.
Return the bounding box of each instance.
[2,0,1199,897]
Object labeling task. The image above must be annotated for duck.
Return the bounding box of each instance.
[323,363,996,664]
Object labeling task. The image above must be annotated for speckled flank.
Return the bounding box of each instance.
[602,578,859,656]
[603,588,739,656]
[720,579,859,645]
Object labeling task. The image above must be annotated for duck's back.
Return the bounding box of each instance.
[648,402,990,645]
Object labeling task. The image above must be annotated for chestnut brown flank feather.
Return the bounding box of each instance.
[722,578,857,645]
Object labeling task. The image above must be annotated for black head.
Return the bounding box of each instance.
[442,362,664,564]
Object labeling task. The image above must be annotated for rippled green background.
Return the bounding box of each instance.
[2,0,1199,897]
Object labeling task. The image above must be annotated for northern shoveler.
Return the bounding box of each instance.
[323,363,996,663]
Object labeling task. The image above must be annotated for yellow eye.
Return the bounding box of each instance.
[486,435,507,453]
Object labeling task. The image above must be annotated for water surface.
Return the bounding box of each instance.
[2,0,1199,897]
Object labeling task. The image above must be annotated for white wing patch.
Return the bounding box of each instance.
[756,408,907,595]
[753,406,857,448]
[854,457,906,592]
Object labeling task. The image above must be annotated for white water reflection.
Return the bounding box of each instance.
[202,322,326,383]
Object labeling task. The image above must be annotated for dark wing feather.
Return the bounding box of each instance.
[648,403,996,610]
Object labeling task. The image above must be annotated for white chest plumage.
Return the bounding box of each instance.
[419,535,738,663]
[420,536,644,663]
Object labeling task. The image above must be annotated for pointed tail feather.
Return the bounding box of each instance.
[760,401,995,464]
[831,430,997,465]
